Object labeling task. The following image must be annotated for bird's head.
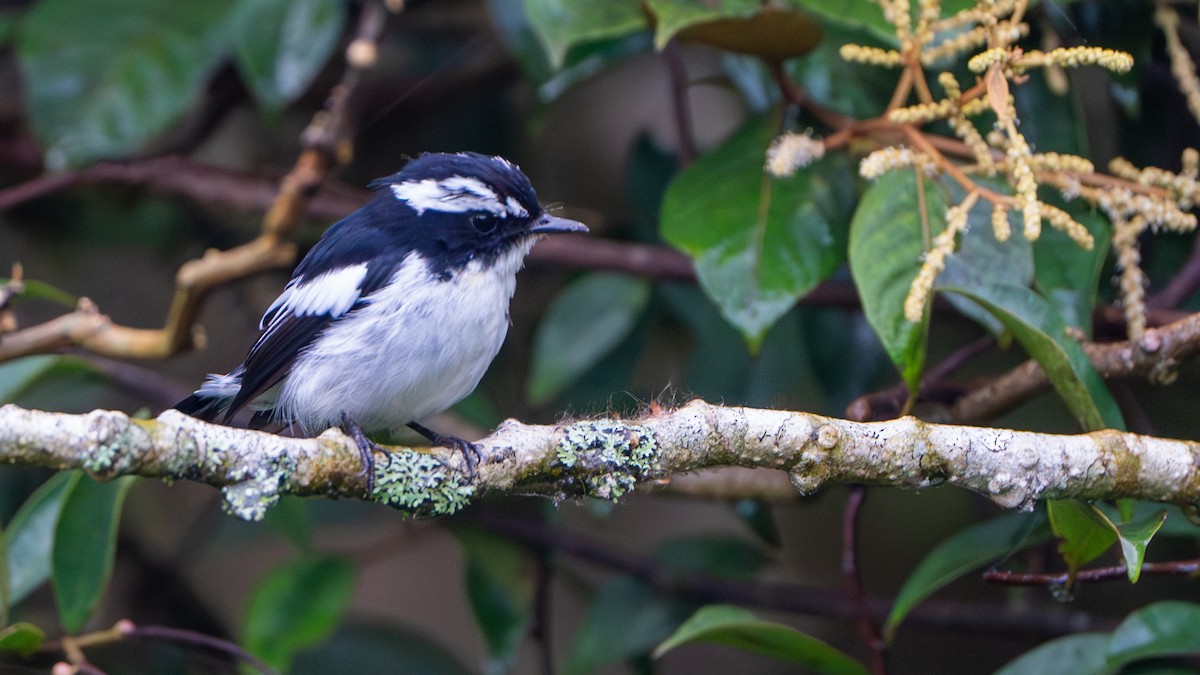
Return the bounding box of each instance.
[368,152,587,271]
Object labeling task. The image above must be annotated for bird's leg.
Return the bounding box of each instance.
[407,421,484,478]
[341,414,383,497]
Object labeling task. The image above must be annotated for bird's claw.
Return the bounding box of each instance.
[342,416,383,498]
[444,437,484,480]
[406,421,484,480]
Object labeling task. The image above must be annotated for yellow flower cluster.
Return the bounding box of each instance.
[839,44,904,68]
[1041,203,1094,250]
[938,72,993,172]
[765,132,826,177]
[830,0,1186,340]
[1098,187,1198,234]
[1005,131,1041,240]
[859,147,937,178]
[1158,6,1200,123]
[1111,213,1148,341]
[967,47,1010,73]
[1030,152,1094,175]
[921,22,1027,65]
[904,192,979,322]
[1090,153,1200,340]
[991,203,1011,242]
[1109,151,1199,208]
[1014,47,1134,74]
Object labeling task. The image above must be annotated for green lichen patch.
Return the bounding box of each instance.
[555,421,659,501]
[372,449,475,516]
[219,450,297,522]
[81,411,138,477]
[81,439,124,476]
[222,480,282,522]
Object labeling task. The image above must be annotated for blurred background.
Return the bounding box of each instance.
[2,0,1199,673]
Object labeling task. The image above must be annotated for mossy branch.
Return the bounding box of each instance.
[2,400,1198,522]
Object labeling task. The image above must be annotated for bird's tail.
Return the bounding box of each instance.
[173,368,244,422]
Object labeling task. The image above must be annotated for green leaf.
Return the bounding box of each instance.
[261,496,313,550]
[936,284,1123,431]
[242,554,356,672]
[849,170,941,390]
[644,0,822,60]
[0,621,46,657]
[0,530,7,627]
[527,273,651,405]
[5,473,79,607]
[653,605,869,674]
[938,198,1033,337]
[662,116,853,351]
[1091,507,1166,583]
[784,19,901,118]
[885,511,1050,640]
[0,356,62,404]
[0,278,76,309]
[654,536,766,581]
[1032,205,1110,335]
[453,527,536,672]
[16,0,236,168]
[232,0,345,113]
[564,576,695,675]
[0,10,18,45]
[994,632,1110,675]
[1107,601,1200,669]
[1139,504,1200,539]
[797,0,896,44]
[1047,500,1117,580]
[292,623,472,675]
[52,474,136,632]
[1014,70,1090,156]
[523,0,646,68]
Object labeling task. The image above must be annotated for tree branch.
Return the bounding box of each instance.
[3,400,1199,523]
[949,312,1200,423]
[0,1,392,363]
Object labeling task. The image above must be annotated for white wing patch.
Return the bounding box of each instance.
[259,263,369,329]
[390,175,528,218]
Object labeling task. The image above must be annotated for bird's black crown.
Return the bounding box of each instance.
[296,152,564,282]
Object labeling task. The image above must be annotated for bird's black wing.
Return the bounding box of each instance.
[223,209,408,422]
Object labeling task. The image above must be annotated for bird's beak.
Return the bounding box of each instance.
[528,213,588,235]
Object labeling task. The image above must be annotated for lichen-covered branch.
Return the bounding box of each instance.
[2,400,1198,522]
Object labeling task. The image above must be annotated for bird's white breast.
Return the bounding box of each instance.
[275,242,533,434]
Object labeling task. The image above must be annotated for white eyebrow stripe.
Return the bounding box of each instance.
[506,196,528,217]
[389,176,528,218]
[260,263,368,329]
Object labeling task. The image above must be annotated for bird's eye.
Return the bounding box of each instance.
[470,214,498,233]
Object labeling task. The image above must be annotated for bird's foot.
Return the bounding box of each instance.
[407,421,484,479]
[342,415,384,497]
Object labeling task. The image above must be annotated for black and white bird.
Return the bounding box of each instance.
[175,152,587,477]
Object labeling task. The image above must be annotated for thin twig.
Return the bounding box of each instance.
[471,511,1115,638]
[844,487,887,675]
[534,555,557,675]
[0,1,392,364]
[951,312,1200,424]
[982,558,1200,586]
[129,624,277,675]
[770,61,855,130]
[846,334,994,422]
[662,41,697,167]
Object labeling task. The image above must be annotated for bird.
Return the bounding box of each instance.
[174,152,587,484]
